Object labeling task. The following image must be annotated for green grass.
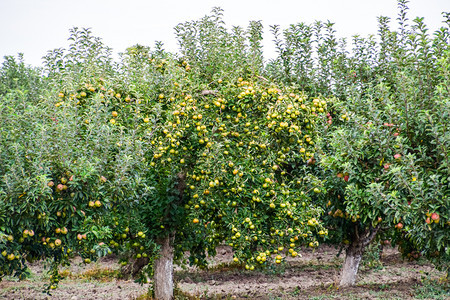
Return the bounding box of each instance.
[413,278,449,299]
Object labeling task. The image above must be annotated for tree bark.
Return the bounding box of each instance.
[340,243,363,286]
[339,224,380,287]
[154,233,175,300]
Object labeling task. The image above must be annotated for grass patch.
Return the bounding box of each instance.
[59,265,121,282]
[413,278,449,299]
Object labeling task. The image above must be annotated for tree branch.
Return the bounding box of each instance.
[361,224,381,248]
[201,90,217,96]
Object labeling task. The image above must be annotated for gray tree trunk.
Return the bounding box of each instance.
[154,233,175,300]
[339,224,380,287]
[340,245,363,286]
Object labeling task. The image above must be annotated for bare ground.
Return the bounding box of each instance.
[0,246,448,300]
[176,246,448,299]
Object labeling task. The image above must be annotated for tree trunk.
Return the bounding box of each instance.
[340,243,363,286]
[154,233,175,300]
[339,224,380,287]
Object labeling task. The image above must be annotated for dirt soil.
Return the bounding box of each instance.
[176,245,448,299]
[0,255,147,300]
[0,245,448,300]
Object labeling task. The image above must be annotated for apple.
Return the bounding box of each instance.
[431,213,439,223]
[344,175,349,182]
[56,184,64,192]
[307,158,316,165]
[394,154,402,159]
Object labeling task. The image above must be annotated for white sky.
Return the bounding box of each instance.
[1,0,449,67]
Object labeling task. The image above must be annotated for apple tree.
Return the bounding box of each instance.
[319,5,450,286]
[266,0,449,286]
[0,28,142,290]
[111,13,331,297]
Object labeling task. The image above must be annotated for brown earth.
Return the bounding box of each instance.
[0,246,448,300]
[176,246,448,299]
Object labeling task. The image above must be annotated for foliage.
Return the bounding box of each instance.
[0,54,43,101]
[175,7,264,82]
[268,0,449,273]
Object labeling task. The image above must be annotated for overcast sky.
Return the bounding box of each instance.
[1,0,449,67]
